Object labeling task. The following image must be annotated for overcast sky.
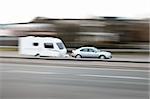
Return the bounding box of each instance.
[0,0,149,23]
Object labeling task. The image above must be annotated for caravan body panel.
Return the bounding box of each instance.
[19,36,67,57]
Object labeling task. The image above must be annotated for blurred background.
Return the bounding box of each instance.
[0,16,149,49]
[0,1,149,99]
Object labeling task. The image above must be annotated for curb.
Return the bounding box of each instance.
[0,56,149,63]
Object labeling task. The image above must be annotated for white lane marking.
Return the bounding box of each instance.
[1,63,149,72]
[2,70,148,81]
[79,74,149,80]
[3,70,63,75]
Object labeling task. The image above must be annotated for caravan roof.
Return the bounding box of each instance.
[23,36,62,42]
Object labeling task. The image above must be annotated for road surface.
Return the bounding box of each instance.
[0,60,149,99]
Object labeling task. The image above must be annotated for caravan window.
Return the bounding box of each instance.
[33,42,39,46]
[44,43,54,48]
[57,43,64,49]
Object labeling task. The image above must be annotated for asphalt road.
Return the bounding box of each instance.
[0,61,149,99]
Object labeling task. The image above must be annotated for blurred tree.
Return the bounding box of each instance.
[55,22,80,33]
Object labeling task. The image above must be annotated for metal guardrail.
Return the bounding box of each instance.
[0,46,18,48]
[0,56,149,63]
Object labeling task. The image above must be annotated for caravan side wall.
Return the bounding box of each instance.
[19,37,40,56]
[19,36,67,57]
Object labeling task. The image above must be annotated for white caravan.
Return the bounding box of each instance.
[19,36,67,57]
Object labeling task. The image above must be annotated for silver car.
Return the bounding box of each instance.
[71,47,112,59]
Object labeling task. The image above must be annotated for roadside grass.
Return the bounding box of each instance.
[0,48,18,51]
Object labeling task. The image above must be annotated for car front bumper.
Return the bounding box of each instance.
[107,55,112,59]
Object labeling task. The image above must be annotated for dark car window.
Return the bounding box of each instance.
[80,48,88,52]
[44,43,54,49]
[88,49,95,52]
[57,43,64,49]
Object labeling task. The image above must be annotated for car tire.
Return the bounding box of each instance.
[75,54,82,58]
[35,53,40,57]
[99,55,106,59]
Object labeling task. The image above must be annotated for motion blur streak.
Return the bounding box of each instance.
[0,17,149,49]
[0,59,149,99]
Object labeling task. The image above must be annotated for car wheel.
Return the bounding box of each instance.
[99,55,106,59]
[75,54,82,58]
[35,53,40,57]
